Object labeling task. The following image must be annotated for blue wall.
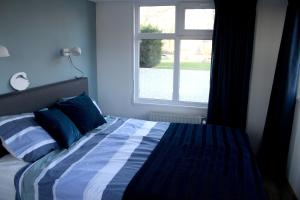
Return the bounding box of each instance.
[0,0,97,99]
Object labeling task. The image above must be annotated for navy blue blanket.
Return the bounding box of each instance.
[123,123,265,200]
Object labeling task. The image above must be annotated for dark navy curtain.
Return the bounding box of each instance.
[207,0,257,129]
[258,0,300,182]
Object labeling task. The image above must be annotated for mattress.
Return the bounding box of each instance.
[0,154,27,200]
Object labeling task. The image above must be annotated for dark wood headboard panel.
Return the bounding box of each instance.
[0,78,88,116]
[0,78,88,157]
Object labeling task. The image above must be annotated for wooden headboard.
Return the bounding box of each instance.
[0,78,88,116]
[0,78,89,156]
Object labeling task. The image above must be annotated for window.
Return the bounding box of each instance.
[134,3,215,107]
[184,9,215,30]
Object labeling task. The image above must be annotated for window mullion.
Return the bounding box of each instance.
[134,4,140,102]
[173,4,180,102]
[173,37,180,102]
[138,33,175,40]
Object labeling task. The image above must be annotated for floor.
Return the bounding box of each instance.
[264,179,297,200]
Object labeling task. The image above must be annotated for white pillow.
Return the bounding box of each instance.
[92,100,102,114]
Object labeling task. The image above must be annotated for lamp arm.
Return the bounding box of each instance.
[68,56,85,78]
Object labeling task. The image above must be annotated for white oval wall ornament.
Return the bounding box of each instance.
[10,72,30,91]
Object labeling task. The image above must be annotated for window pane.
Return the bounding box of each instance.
[140,6,175,33]
[179,40,212,103]
[185,9,215,30]
[139,40,174,100]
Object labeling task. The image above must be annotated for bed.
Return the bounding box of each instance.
[0,78,266,200]
[0,154,27,200]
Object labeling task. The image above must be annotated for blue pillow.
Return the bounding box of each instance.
[34,108,82,148]
[61,96,103,114]
[0,113,59,162]
[55,93,106,134]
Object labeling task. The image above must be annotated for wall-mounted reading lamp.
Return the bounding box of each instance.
[61,47,85,77]
[0,45,10,57]
[0,45,30,91]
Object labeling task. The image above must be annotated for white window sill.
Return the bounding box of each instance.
[133,98,208,110]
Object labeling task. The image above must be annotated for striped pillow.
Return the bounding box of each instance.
[0,113,59,162]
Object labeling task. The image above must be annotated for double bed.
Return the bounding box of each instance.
[0,78,265,200]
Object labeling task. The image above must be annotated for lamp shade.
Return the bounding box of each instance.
[61,47,81,57]
[70,47,81,56]
[0,45,10,57]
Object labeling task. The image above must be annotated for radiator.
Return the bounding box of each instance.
[148,111,205,124]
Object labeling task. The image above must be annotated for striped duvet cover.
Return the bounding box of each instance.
[15,116,170,200]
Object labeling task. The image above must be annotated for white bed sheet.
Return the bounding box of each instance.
[0,154,27,200]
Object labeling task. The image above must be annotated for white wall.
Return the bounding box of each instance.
[288,99,300,199]
[96,0,287,151]
[96,2,205,119]
[246,0,287,151]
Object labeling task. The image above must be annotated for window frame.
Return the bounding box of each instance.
[133,2,214,108]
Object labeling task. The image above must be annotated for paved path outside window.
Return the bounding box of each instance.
[139,68,210,103]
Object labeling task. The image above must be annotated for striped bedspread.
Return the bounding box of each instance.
[15,117,170,200]
[15,117,265,200]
